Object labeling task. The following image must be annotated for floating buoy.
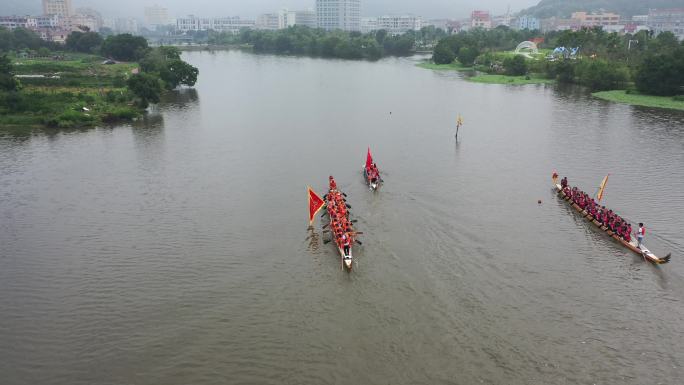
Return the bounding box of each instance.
[538,199,542,204]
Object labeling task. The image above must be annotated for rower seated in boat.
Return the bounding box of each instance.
[561,177,568,189]
[562,186,570,196]
[624,224,632,242]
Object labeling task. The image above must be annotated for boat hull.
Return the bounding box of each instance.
[323,189,354,271]
[363,168,379,191]
[554,183,670,264]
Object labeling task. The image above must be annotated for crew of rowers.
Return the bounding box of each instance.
[327,176,354,257]
[365,163,380,184]
[560,177,634,243]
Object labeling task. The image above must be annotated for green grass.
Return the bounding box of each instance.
[0,88,142,128]
[2,53,143,128]
[416,61,473,71]
[467,73,554,85]
[13,55,137,88]
[592,90,684,111]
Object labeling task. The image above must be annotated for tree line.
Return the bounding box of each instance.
[207,25,445,60]
[431,26,684,96]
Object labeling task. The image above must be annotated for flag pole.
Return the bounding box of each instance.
[455,114,463,139]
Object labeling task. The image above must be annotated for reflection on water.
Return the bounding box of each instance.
[1,51,684,385]
[160,87,200,107]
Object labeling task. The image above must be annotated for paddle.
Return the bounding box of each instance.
[355,240,363,245]
[322,223,329,229]
[346,204,352,209]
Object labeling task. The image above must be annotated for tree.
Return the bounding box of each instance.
[457,46,479,66]
[158,46,181,60]
[374,29,388,45]
[635,48,684,96]
[139,47,199,89]
[0,55,20,91]
[383,34,415,56]
[0,27,14,53]
[433,40,455,64]
[652,31,680,53]
[503,55,528,76]
[12,28,42,50]
[139,46,180,72]
[66,31,103,53]
[101,34,149,61]
[547,59,575,83]
[159,59,199,89]
[127,73,162,108]
[575,59,628,91]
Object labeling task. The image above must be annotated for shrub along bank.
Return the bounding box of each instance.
[423,27,684,107]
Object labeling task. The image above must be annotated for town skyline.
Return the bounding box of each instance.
[5,0,540,19]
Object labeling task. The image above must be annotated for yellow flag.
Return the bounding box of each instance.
[597,174,609,201]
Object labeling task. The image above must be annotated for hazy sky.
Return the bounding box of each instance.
[46,0,541,19]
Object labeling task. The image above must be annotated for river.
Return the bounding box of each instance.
[1,50,684,385]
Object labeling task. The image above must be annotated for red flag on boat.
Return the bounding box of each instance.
[365,147,373,170]
[307,186,325,225]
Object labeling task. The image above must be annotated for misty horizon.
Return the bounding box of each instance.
[6,0,540,20]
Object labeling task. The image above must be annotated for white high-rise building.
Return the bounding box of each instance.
[42,0,72,18]
[361,15,422,35]
[176,15,255,34]
[256,13,280,30]
[294,10,317,28]
[316,0,360,31]
[145,5,170,27]
[279,9,296,29]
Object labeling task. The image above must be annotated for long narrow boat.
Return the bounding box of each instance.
[363,167,380,191]
[553,177,671,264]
[323,185,354,271]
[363,148,381,191]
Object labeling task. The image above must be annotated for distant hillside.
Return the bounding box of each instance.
[520,0,684,18]
[1,0,40,16]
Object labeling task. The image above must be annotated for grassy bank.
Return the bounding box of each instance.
[592,90,684,111]
[467,73,554,85]
[416,61,473,71]
[1,54,142,128]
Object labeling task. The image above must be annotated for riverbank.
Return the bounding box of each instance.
[416,61,472,71]
[1,54,143,128]
[592,90,684,111]
[175,44,251,51]
[467,73,554,85]
[417,60,553,85]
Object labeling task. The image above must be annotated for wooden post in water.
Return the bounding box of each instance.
[455,114,463,140]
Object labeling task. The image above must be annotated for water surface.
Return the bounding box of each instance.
[1,51,684,385]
